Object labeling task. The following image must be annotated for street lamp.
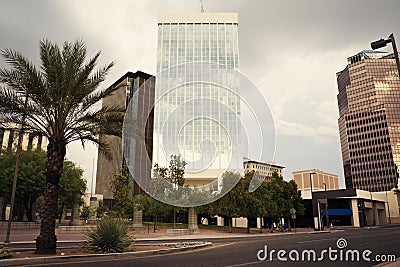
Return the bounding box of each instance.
[371,33,400,79]
[370,191,376,226]
[310,172,316,193]
[310,171,320,230]
[322,182,329,228]
[5,91,28,243]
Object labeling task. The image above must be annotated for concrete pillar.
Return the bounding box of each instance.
[188,207,199,233]
[89,197,98,220]
[69,204,81,226]
[217,216,224,227]
[351,199,360,227]
[5,205,11,221]
[373,203,379,226]
[132,207,144,229]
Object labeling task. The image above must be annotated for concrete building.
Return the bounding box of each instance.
[95,71,154,208]
[243,157,285,182]
[374,189,400,224]
[336,50,400,192]
[0,126,47,151]
[154,13,242,187]
[300,189,389,228]
[293,169,340,191]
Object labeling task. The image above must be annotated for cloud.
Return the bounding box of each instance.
[276,119,337,145]
[1,0,399,188]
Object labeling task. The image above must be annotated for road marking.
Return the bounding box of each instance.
[225,260,263,267]
[297,237,339,244]
[25,242,237,266]
[358,242,376,246]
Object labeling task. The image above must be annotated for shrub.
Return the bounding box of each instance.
[84,217,133,253]
[0,244,11,259]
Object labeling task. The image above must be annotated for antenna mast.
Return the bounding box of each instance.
[200,0,205,13]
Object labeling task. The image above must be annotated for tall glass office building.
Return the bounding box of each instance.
[153,13,242,187]
[337,50,400,192]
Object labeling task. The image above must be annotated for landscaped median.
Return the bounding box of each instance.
[0,241,212,267]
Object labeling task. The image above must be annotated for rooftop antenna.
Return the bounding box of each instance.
[200,0,205,13]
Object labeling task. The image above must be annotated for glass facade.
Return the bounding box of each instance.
[337,51,400,192]
[154,13,242,186]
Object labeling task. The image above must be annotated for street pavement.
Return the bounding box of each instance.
[1,226,314,250]
[2,225,399,267]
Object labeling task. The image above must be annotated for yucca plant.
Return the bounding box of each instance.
[84,217,134,253]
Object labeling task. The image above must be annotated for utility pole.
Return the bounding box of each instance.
[5,93,29,243]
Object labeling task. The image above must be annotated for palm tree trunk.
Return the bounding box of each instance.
[36,140,66,254]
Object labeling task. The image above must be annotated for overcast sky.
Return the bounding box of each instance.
[1,0,400,191]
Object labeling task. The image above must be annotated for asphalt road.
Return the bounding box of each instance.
[22,226,400,267]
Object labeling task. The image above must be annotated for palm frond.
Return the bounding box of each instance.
[1,39,121,157]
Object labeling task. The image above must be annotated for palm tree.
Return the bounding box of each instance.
[0,40,124,254]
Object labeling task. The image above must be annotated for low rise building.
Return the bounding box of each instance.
[293,169,339,191]
[0,126,47,151]
[299,189,390,229]
[243,158,285,182]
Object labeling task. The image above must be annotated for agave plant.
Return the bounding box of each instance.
[84,216,134,253]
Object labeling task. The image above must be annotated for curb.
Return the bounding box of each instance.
[0,241,212,267]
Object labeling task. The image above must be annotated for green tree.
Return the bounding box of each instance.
[0,40,123,254]
[111,171,133,218]
[252,176,277,232]
[81,206,90,220]
[96,199,108,218]
[153,155,186,228]
[58,161,87,223]
[234,172,267,233]
[140,194,172,232]
[214,171,282,233]
[214,171,242,232]
[0,149,46,221]
[266,172,305,229]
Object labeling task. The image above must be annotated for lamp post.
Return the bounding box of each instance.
[310,172,315,193]
[370,191,376,226]
[5,92,28,243]
[322,182,330,228]
[310,171,320,230]
[5,128,24,243]
[371,33,400,79]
